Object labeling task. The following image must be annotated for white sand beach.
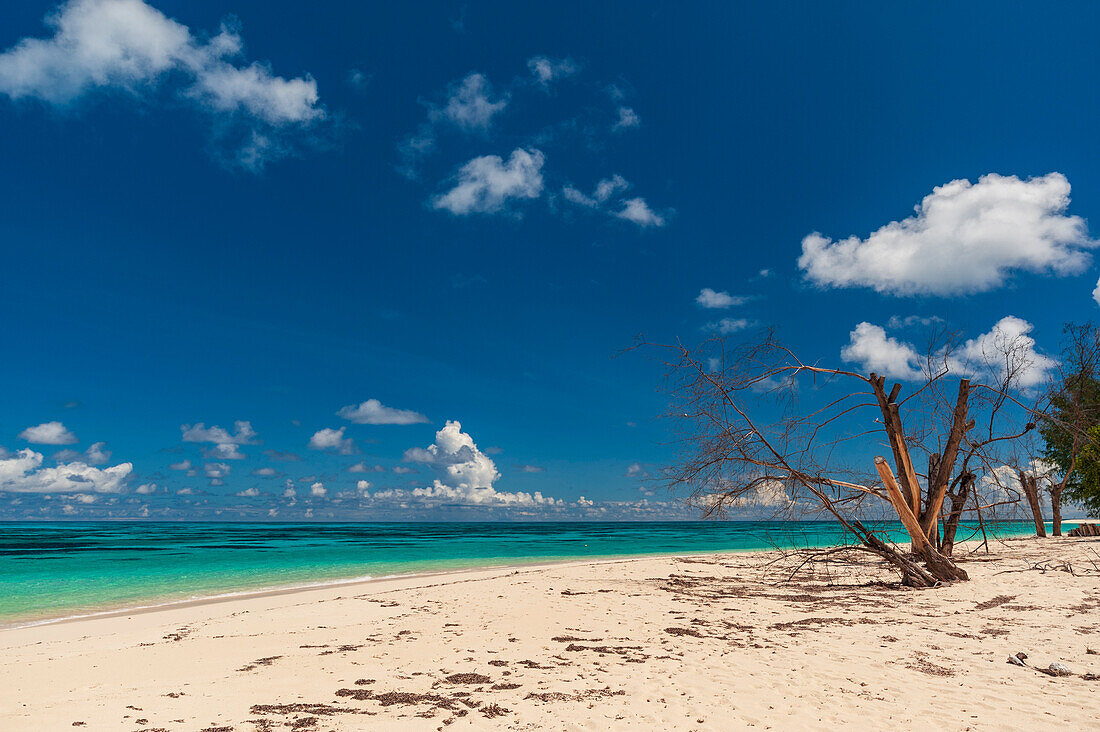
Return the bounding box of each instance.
[1,536,1098,731]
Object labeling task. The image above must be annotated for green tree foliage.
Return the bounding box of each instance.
[1040,323,1100,518]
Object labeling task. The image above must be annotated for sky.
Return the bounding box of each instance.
[2,1,1100,521]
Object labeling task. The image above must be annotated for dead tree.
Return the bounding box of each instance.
[653,328,1038,588]
[1018,471,1047,537]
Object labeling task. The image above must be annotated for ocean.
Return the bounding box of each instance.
[0,520,1047,626]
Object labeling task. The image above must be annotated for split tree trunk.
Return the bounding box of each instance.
[1019,471,1047,538]
[939,473,974,556]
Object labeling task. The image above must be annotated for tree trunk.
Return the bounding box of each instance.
[859,529,968,587]
[1019,471,1047,538]
[939,473,974,556]
[1051,486,1064,537]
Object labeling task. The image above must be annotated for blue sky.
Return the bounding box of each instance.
[2,1,1100,520]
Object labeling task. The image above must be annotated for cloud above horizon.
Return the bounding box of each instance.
[432,148,545,215]
[337,399,429,425]
[19,421,77,445]
[799,173,1095,295]
[0,0,327,170]
[384,420,561,507]
[841,316,1057,388]
[0,448,131,493]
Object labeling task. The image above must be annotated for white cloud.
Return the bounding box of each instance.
[431,72,507,131]
[951,315,1057,389]
[625,462,647,478]
[337,398,428,425]
[235,487,259,497]
[432,148,545,215]
[840,322,923,380]
[799,173,1095,295]
[1094,276,1100,307]
[135,482,158,494]
[527,56,579,87]
[842,316,1056,388]
[19,421,77,445]
[84,441,110,464]
[348,462,384,473]
[181,420,257,445]
[204,443,246,460]
[309,481,326,497]
[308,426,355,454]
[705,318,752,335]
[696,288,745,309]
[562,174,629,209]
[0,448,131,493]
[731,480,792,508]
[204,462,230,480]
[615,197,665,228]
[0,0,325,170]
[612,106,640,131]
[397,420,561,507]
[282,482,296,500]
[356,479,372,493]
[169,459,192,471]
[251,467,278,477]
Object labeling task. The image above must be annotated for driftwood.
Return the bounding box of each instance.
[1067,523,1100,538]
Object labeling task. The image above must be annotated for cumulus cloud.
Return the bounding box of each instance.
[431,72,507,131]
[169,459,192,471]
[204,443,246,460]
[348,462,384,473]
[527,56,579,87]
[432,148,545,215]
[842,316,1056,388]
[19,421,77,445]
[562,173,629,208]
[235,487,259,497]
[1094,277,1100,307]
[615,197,665,228]
[251,467,278,477]
[612,106,640,131]
[397,71,508,178]
[181,420,257,445]
[204,462,230,480]
[0,0,327,170]
[840,322,924,380]
[696,288,745,309]
[952,315,1057,389]
[798,173,1095,296]
[308,427,355,454]
[0,448,131,493]
[309,481,326,497]
[337,398,428,425]
[84,441,111,464]
[395,420,561,507]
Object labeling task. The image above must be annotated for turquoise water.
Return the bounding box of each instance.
[0,520,1045,626]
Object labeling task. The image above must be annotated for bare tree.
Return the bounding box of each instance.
[653,327,1039,588]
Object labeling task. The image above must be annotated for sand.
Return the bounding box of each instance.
[1,535,1098,730]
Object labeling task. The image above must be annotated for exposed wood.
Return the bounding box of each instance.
[874,457,927,550]
[921,379,970,538]
[869,374,916,511]
[1018,471,1047,538]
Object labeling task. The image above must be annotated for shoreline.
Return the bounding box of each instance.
[2,522,1077,631]
[0,548,757,631]
[2,535,1096,730]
